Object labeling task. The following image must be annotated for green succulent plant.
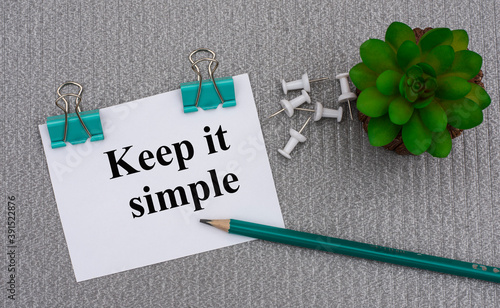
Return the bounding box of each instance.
[349,22,491,157]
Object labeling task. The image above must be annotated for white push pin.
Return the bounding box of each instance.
[336,73,357,120]
[296,102,343,122]
[278,117,311,159]
[282,73,328,94]
[313,102,343,122]
[278,90,311,117]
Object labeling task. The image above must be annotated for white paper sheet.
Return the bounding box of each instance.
[39,74,284,282]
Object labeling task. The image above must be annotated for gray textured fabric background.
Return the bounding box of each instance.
[1,0,500,307]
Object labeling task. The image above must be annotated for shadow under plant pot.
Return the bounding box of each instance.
[356,27,486,156]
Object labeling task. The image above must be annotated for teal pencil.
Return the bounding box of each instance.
[200,219,500,283]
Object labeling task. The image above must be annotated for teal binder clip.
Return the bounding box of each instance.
[180,48,236,113]
[47,82,104,149]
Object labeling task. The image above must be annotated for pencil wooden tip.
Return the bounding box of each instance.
[199,219,212,226]
[199,219,230,232]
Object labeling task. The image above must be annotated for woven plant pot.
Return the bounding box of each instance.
[357,27,485,155]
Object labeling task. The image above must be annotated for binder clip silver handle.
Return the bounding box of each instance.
[54,82,92,142]
[188,48,224,107]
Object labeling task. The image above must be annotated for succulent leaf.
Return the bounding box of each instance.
[406,64,423,78]
[412,95,434,109]
[450,29,469,52]
[427,130,452,158]
[357,86,396,117]
[397,41,421,72]
[405,84,419,102]
[440,98,483,129]
[418,28,453,54]
[402,112,432,155]
[419,101,448,132]
[444,50,482,80]
[399,76,405,96]
[389,96,414,125]
[435,76,471,100]
[376,70,403,95]
[424,45,455,75]
[465,83,491,110]
[368,114,402,146]
[385,22,416,51]
[416,62,436,77]
[349,63,378,91]
[360,39,400,73]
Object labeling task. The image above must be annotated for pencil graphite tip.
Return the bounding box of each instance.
[199,219,212,226]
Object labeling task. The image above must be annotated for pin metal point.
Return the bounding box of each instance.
[298,116,312,134]
[309,77,329,83]
[284,103,342,122]
[347,100,353,120]
[268,107,314,119]
[268,108,285,118]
